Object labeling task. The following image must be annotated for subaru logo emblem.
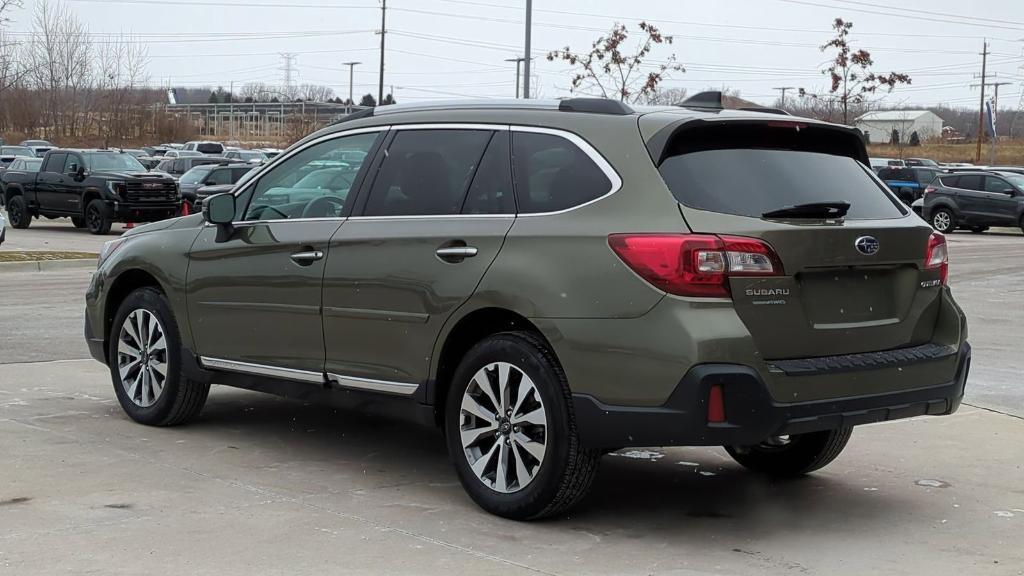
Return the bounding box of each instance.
[855,236,880,255]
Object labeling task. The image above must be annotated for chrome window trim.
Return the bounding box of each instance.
[199,356,324,384]
[391,123,510,131]
[347,214,514,221]
[327,373,419,396]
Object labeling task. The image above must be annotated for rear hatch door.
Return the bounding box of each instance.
[650,118,943,359]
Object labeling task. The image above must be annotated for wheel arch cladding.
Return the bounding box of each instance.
[104,269,165,353]
[430,307,556,425]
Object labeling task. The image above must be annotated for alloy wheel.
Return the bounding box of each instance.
[459,362,548,494]
[932,211,952,232]
[87,205,102,232]
[117,309,168,408]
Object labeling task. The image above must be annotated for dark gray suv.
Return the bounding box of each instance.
[85,95,969,519]
[923,171,1024,234]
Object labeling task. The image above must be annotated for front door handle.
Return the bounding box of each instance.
[435,246,478,262]
[290,250,324,265]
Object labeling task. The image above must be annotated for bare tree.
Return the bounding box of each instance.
[547,22,684,103]
[0,0,23,26]
[642,86,688,105]
[26,0,94,137]
[95,33,149,145]
[298,83,334,102]
[799,18,911,125]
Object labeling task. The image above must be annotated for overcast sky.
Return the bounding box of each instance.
[5,0,1024,108]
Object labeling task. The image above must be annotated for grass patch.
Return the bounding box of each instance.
[0,250,99,262]
[867,142,1024,165]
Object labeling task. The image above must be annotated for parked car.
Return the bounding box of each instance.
[923,170,1024,234]
[3,149,179,234]
[1,145,37,158]
[19,139,55,156]
[160,143,184,150]
[1,156,43,200]
[176,162,253,212]
[162,149,203,160]
[983,166,1024,175]
[183,140,226,156]
[0,154,22,176]
[193,183,236,208]
[877,166,943,204]
[141,146,171,157]
[255,147,283,159]
[136,157,163,171]
[869,157,905,172]
[121,149,147,158]
[85,96,968,520]
[154,156,232,180]
[904,158,939,167]
[223,149,267,164]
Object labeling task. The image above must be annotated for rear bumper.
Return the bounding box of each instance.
[572,342,970,449]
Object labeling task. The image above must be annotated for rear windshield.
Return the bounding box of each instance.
[196,143,224,154]
[877,167,916,182]
[659,148,904,220]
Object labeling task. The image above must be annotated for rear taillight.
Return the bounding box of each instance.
[925,232,948,285]
[923,186,937,195]
[608,234,784,298]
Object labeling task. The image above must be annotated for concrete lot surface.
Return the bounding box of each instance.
[0,221,1022,575]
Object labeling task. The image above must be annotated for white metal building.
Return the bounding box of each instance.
[854,110,944,144]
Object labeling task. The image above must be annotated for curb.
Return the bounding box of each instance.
[0,259,97,272]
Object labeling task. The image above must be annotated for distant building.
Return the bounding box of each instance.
[855,110,944,144]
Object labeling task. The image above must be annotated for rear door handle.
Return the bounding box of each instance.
[290,250,324,265]
[435,246,478,261]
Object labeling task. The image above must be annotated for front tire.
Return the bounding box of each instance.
[109,287,209,426]
[970,226,988,234]
[7,195,31,229]
[931,208,955,233]
[71,216,86,228]
[725,428,853,476]
[444,332,599,520]
[85,199,112,235]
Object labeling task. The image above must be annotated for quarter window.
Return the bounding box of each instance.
[512,131,612,214]
[363,129,492,217]
[462,131,515,214]
[244,131,380,221]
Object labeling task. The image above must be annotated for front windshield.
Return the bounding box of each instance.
[179,166,212,185]
[1004,174,1024,189]
[84,153,146,172]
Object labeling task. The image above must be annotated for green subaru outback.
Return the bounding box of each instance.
[85,94,970,520]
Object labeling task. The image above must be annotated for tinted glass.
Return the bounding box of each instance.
[956,174,983,191]
[245,131,379,221]
[917,169,939,185]
[512,132,611,214]
[179,166,213,185]
[463,131,515,214]
[231,167,254,181]
[984,176,1015,194]
[85,153,145,172]
[207,168,233,185]
[1003,174,1024,189]
[364,129,492,216]
[940,176,959,188]
[24,158,42,172]
[196,143,224,154]
[877,168,915,181]
[63,154,81,173]
[43,153,66,173]
[660,149,904,220]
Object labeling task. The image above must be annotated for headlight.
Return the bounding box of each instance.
[97,237,127,269]
[107,181,127,196]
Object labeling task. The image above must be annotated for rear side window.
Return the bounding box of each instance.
[363,129,492,216]
[512,131,612,213]
[956,174,983,191]
[43,153,66,173]
[463,132,515,214]
[877,167,915,182]
[659,149,904,220]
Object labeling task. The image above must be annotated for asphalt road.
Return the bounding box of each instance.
[0,217,126,253]
[0,223,1022,575]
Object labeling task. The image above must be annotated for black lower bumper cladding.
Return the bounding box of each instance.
[572,343,971,449]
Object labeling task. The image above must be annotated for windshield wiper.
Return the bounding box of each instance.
[762,201,850,220]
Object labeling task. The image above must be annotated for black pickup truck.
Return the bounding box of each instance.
[2,149,180,234]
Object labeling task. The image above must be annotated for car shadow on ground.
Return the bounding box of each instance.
[141,385,917,536]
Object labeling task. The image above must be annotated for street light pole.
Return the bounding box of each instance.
[378,0,386,105]
[522,0,532,99]
[343,61,361,110]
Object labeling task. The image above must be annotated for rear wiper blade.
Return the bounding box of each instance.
[762,201,850,219]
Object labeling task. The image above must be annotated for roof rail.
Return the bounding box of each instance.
[680,91,723,110]
[557,98,634,115]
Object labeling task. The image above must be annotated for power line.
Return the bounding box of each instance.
[775,0,1024,32]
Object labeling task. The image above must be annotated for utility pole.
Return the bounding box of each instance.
[773,86,796,108]
[342,61,361,108]
[505,57,525,98]
[378,0,386,105]
[975,40,989,163]
[522,0,532,99]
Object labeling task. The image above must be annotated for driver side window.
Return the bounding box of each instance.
[244,131,381,221]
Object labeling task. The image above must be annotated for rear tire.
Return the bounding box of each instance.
[970,226,988,234]
[109,287,209,426]
[725,428,852,476]
[931,208,955,233]
[444,331,599,520]
[7,195,31,229]
[85,199,112,235]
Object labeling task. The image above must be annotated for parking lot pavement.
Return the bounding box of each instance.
[0,226,1022,575]
[0,215,124,253]
[1,359,1022,575]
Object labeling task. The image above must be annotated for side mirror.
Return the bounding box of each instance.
[202,192,235,226]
